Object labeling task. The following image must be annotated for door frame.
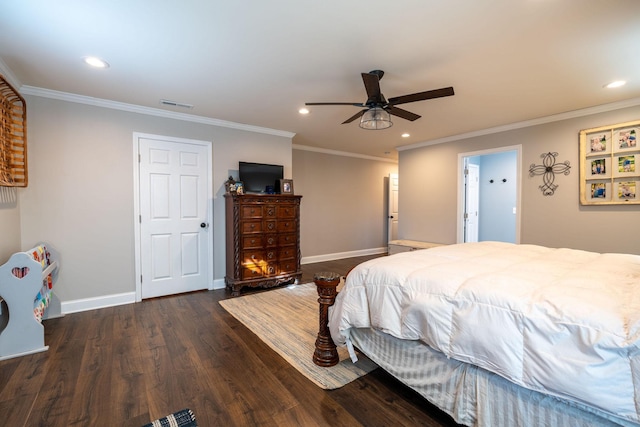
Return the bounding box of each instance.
[464,162,480,243]
[387,172,399,243]
[132,132,214,302]
[456,144,522,244]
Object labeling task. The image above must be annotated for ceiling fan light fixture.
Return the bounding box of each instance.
[359,107,392,130]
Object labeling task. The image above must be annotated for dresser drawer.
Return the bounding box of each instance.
[242,250,264,265]
[277,219,296,232]
[264,263,277,276]
[279,260,298,274]
[241,205,263,219]
[277,204,297,218]
[242,235,262,249]
[241,264,263,280]
[264,234,278,247]
[264,220,278,233]
[265,249,277,262]
[264,205,277,218]
[241,220,262,233]
[279,246,297,260]
[279,233,296,246]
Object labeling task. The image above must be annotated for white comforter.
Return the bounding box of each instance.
[329,242,640,422]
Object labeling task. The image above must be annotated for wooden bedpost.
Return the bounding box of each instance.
[313,271,341,367]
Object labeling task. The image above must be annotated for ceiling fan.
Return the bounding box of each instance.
[305,70,454,129]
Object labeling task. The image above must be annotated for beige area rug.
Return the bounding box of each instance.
[219,282,378,389]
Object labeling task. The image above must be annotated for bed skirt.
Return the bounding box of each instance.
[349,328,638,427]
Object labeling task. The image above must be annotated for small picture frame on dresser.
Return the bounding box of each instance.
[280,179,294,194]
[234,181,244,195]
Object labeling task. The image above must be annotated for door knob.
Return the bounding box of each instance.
[200,222,208,228]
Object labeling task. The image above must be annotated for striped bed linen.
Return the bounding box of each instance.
[350,327,639,427]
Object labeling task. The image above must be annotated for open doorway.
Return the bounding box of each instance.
[457,145,521,244]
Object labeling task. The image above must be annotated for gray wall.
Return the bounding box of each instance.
[293,148,397,260]
[0,188,20,261]
[9,95,292,302]
[399,104,640,254]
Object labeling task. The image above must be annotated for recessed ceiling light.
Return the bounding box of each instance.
[401,133,410,138]
[298,108,309,115]
[83,56,110,69]
[604,80,626,89]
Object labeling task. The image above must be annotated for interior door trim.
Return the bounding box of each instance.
[456,144,522,244]
[132,132,213,302]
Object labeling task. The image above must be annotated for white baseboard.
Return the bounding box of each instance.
[61,292,136,315]
[60,282,227,315]
[212,278,226,290]
[301,247,387,265]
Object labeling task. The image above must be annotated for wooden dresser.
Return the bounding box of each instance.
[224,193,302,295]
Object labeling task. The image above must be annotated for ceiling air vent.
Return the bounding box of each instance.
[159,99,194,109]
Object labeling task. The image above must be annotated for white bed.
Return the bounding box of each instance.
[328,242,640,427]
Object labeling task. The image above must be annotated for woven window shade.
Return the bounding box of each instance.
[0,75,27,187]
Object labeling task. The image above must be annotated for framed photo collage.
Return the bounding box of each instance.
[580,119,639,205]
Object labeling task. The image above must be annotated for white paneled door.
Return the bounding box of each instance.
[464,163,479,243]
[388,173,399,242]
[138,136,211,299]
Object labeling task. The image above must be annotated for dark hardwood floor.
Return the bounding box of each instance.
[0,254,461,427]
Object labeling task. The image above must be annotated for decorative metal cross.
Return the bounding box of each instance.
[529,152,571,196]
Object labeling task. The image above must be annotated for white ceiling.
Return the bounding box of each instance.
[1,1,639,160]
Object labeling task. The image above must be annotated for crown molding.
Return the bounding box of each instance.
[397,97,640,152]
[292,144,398,164]
[19,85,296,139]
[0,58,21,89]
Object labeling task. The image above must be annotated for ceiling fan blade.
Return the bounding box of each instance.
[388,86,455,106]
[305,102,365,106]
[342,109,367,124]
[386,106,421,122]
[361,72,382,102]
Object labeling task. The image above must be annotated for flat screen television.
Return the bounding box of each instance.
[239,161,284,194]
